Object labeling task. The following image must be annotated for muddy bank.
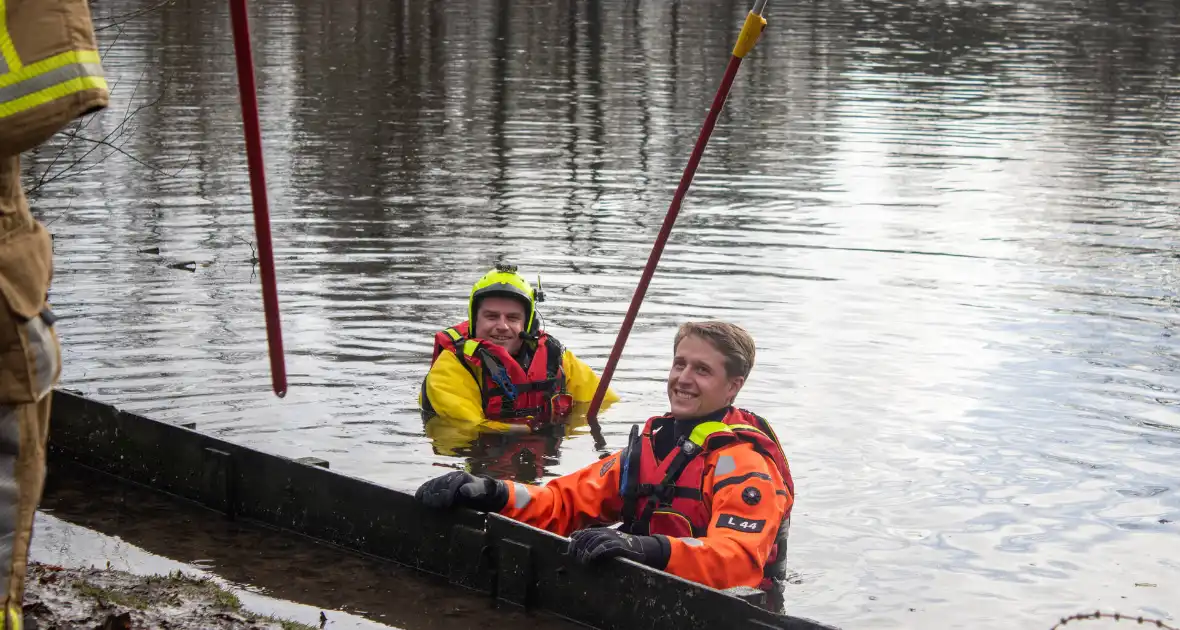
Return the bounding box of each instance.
[24,562,319,629]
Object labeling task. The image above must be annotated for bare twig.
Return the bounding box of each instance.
[1051,611,1179,630]
[230,234,260,265]
[55,130,190,180]
[31,24,133,190]
[39,198,74,229]
[93,0,177,32]
[101,20,127,61]
[26,72,174,197]
[35,120,83,192]
[23,0,182,200]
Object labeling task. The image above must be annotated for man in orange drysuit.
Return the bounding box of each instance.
[416,321,795,600]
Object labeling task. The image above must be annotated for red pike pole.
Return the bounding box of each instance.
[585,0,768,439]
[229,0,288,397]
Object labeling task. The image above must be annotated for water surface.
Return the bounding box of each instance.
[24,0,1180,627]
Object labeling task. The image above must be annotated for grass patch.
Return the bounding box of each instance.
[72,580,150,610]
[140,570,242,610]
[213,587,242,610]
[30,563,322,630]
[133,571,309,628]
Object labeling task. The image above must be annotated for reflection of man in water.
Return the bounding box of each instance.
[419,263,618,431]
[0,0,110,627]
[424,415,574,484]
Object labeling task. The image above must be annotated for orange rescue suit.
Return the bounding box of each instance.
[499,406,794,592]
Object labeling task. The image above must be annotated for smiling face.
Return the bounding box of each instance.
[474,296,526,355]
[667,333,746,420]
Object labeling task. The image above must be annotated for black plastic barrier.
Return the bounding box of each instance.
[46,389,839,630]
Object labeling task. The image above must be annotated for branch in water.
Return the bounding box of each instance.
[54,130,191,181]
[92,0,177,32]
[25,72,176,197]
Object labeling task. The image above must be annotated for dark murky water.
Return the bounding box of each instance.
[33,461,579,629]
[22,0,1180,628]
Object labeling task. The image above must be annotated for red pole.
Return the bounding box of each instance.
[229,0,288,398]
[585,2,767,437]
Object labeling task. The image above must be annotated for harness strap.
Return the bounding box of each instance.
[487,378,560,397]
[619,424,642,530]
[427,326,571,423]
[544,335,567,390]
[447,336,483,384]
[475,348,518,407]
[635,436,697,528]
[635,484,703,501]
[624,420,740,532]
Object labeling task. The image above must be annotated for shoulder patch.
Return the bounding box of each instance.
[716,513,766,533]
[599,456,616,477]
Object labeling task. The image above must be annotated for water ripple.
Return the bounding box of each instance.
[23,0,1180,628]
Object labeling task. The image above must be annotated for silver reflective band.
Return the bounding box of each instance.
[512,482,531,509]
[0,62,105,104]
[25,314,59,401]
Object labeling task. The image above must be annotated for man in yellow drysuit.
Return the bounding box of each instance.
[419,264,618,431]
[0,0,109,626]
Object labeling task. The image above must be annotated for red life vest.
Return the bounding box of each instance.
[618,407,794,592]
[421,321,570,424]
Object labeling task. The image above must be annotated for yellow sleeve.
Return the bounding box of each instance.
[561,349,620,405]
[422,350,488,425]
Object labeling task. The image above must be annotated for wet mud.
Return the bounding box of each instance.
[24,561,317,630]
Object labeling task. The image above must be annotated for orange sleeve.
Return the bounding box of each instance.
[663,442,792,590]
[499,451,624,536]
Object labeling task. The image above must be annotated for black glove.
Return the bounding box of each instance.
[414,471,508,512]
[566,527,670,570]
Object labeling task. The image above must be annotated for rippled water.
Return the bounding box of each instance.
[22,0,1180,628]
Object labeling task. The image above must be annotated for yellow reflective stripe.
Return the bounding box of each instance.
[445,328,462,341]
[688,421,732,446]
[462,339,480,358]
[5,603,22,630]
[0,75,107,119]
[0,0,21,72]
[0,61,106,105]
[0,50,102,89]
[0,49,106,119]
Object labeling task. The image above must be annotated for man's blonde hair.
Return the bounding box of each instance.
[673,321,756,379]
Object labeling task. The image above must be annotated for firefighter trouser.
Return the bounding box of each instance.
[0,397,50,630]
[1,155,61,629]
